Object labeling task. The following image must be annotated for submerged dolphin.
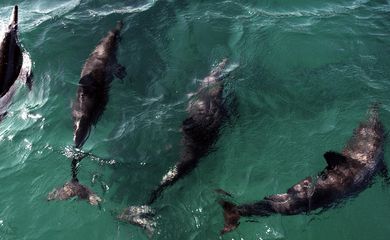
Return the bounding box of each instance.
[219,106,385,234]
[148,58,229,204]
[118,59,231,233]
[48,21,126,205]
[0,5,32,119]
[72,20,126,149]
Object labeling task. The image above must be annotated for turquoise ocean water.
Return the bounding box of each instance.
[0,0,390,239]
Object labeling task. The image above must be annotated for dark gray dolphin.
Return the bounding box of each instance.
[0,5,32,120]
[147,58,229,205]
[72,20,126,149]
[117,59,231,234]
[48,21,126,205]
[219,106,385,234]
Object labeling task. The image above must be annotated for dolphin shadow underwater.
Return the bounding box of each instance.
[47,21,126,205]
[219,106,387,234]
[117,59,236,235]
[0,5,33,120]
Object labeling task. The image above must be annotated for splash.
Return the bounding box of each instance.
[86,1,158,17]
[61,146,117,165]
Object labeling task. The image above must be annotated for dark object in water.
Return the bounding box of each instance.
[219,106,385,234]
[147,58,230,205]
[118,59,233,234]
[0,5,33,119]
[48,21,126,205]
[72,20,126,149]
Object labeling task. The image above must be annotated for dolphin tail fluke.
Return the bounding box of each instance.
[47,179,102,206]
[219,200,241,234]
[117,205,156,237]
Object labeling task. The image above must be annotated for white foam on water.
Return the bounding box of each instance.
[235,0,370,19]
[66,0,158,19]
[0,0,81,30]
[87,1,158,17]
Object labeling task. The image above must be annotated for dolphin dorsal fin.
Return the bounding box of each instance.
[324,151,347,169]
[9,5,18,29]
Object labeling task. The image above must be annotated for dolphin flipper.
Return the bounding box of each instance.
[114,63,127,80]
[378,161,390,185]
[324,151,347,169]
[215,188,234,197]
[0,112,7,122]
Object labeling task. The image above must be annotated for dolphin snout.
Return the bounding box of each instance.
[219,58,228,67]
[209,58,229,79]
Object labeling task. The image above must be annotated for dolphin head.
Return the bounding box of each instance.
[73,117,91,148]
[117,205,156,237]
[210,58,228,79]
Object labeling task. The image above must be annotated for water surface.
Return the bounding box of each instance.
[0,0,390,239]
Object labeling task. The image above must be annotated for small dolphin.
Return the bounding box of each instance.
[118,59,231,234]
[147,58,230,204]
[48,21,126,205]
[0,5,32,120]
[72,20,126,149]
[219,106,386,234]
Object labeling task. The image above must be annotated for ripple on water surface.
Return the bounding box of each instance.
[0,0,390,240]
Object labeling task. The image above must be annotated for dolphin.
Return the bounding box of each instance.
[147,58,230,204]
[72,20,126,149]
[0,5,32,120]
[48,21,126,205]
[219,106,386,234]
[118,59,231,234]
